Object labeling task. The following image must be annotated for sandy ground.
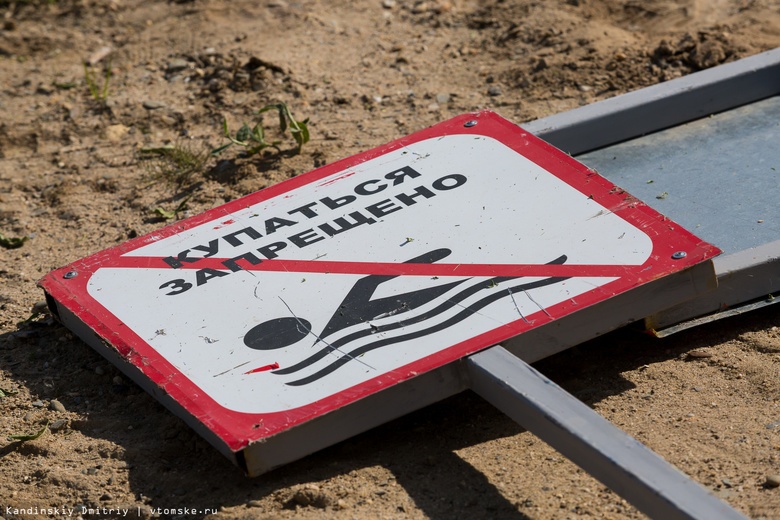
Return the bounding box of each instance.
[1,0,780,518]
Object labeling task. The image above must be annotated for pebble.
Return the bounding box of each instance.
[87,46,113,65]
[23,412,34,422]
[765,475,780,488]
[112,376,123,385]
[411,2,429,14]
[166,59,189,72]
[50,419,68,431]
[159,115,177,127]
[382,0,395,8]
[31,400,45,408]
[142,100,166,110]
[534,58,548,71]
[435,92,450,104]
[688,350,713,358]
[104,124,130,144]
[49,399,66,413]
[95,366,106,376]
[100,493,113,501]
[246,500,263,508]
[487,85,502,96]
[31,301,48,314]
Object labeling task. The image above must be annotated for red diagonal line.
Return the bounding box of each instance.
[107,255,633,278]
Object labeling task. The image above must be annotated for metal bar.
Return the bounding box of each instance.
[523,49,780,334]
[650,293,780,338]
[466,346,748,520]
[523,48,780,155]
[646,239,780,332]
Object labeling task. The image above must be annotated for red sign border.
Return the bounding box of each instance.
[38,110,721,451]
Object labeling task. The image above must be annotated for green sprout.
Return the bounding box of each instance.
[8,421,48,442]
[212,102,310,157]
[84,60,112,104]
[52,81,77,90]
[0,388,19,398]
[0,232,28,249]
[153,195,192,220]
[258,102,310,153]
[140,142,210,189]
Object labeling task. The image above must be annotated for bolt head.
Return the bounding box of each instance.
[63,270,78,279]
[464,120,478,128]
[671,251,687,260]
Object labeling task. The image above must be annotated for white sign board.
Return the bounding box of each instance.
[39,111,719,471]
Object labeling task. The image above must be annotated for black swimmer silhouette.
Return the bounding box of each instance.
[243,248,462,351]
[243,248,570,385]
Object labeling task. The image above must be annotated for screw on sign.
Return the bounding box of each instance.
[39,111,744,519]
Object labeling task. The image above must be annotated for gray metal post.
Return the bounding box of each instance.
[466,346,748,520]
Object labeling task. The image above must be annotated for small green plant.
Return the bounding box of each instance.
[212,102,310,157]
[52,80,77,90]
[7,420,48,442]
[0,232,27,249]
[17,310,44,327]
[140,142,210,189]
[83,60,112,104]
[0,387,19,398]
[153,195,192,220]
[261,102,310,152]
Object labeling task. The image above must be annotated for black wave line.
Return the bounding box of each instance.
[284,274,570,386]
[272,255,567,376]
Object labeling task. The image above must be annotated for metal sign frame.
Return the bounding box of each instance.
[524,47,780,335]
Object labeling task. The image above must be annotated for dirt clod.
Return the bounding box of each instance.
[289,485,333,509]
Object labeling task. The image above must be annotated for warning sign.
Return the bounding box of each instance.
[39,111,719,458]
